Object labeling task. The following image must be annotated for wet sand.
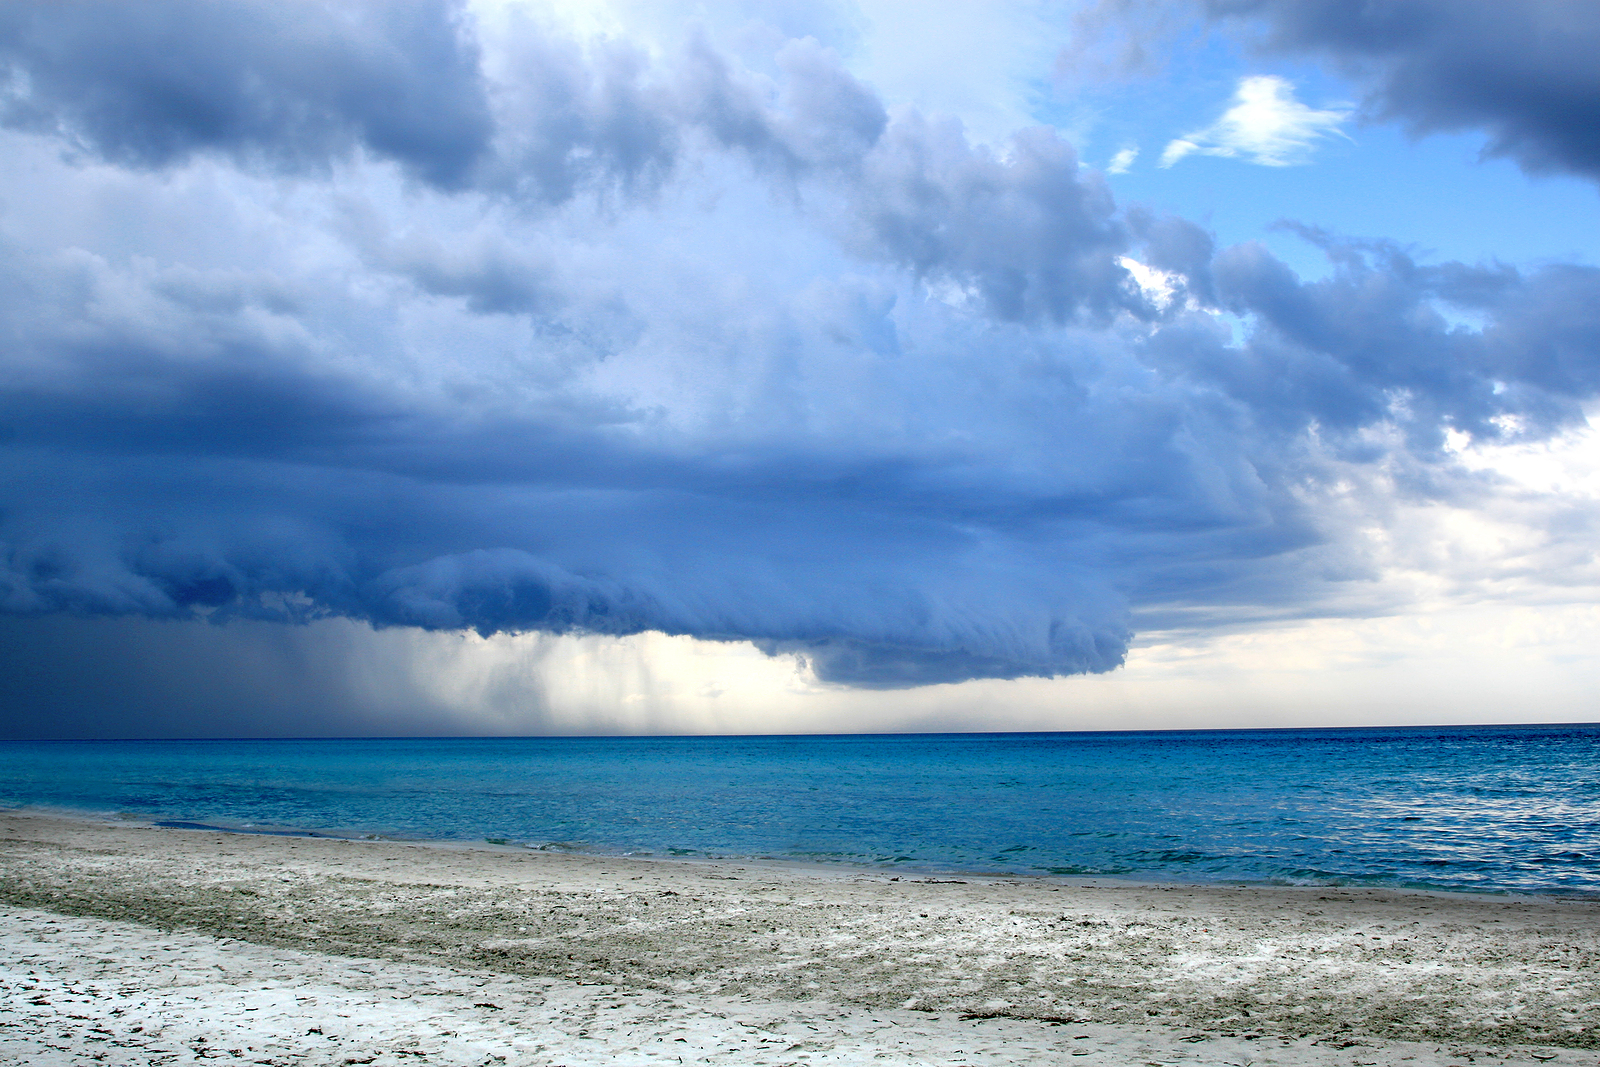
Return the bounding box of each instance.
[2,811,1596,1065]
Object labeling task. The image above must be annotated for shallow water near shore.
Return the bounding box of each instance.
[2,725,1598,894]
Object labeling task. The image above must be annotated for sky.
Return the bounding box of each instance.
[2,0,1599,738]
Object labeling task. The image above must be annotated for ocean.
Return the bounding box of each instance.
[2,725,1597,895]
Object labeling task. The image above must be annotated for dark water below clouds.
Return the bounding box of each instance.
[2,725,1597,895]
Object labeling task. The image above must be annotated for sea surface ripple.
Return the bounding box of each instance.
[2,726,1597,894]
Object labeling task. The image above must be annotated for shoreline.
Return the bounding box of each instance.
[3,810,1599,1064]
[9,803,1595,902]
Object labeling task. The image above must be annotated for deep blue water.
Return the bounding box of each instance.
[2,726,1598,895]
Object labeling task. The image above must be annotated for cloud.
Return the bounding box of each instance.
[0,186,1141,687]
[0,0,493,188]
[1160,75,1348,167]
[0,0,1597,713]
[1107,145,1138,173]
[1203,0,1600,182]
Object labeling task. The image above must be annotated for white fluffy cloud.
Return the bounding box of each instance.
[1160,75,1348,167]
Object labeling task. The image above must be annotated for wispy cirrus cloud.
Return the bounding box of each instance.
[1160,74,1348,167]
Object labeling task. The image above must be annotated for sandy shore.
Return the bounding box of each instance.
[1,812,1596,1065]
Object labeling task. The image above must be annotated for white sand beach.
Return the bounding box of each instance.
[2,812,1596,1066]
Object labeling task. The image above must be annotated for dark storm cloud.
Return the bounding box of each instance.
[679,35,1143,323]
[0,231,1136,685]
[1,0,1598,709]
[482,14,680,203]
[1205,0,1600,182]
[848,120,1136,323]
[1198,233,1600,445]
[0,0,493,188]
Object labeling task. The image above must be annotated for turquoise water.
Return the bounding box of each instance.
[2,726,1598,895]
